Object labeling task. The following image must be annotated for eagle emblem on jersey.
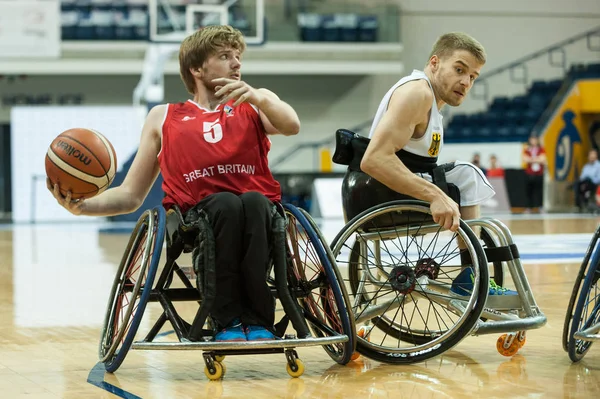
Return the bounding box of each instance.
[428,132,441,157]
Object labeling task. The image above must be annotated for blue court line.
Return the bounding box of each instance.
[87,363,142,399]
[156,330,175,338]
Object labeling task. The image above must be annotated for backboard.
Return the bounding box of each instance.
[149,0,265,45]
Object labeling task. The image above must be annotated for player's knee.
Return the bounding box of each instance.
[240,191,271,212]
[212,192,243,214]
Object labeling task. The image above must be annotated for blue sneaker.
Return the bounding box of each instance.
[214,319,247,342]
[244,325,276,341]
[451,267,518,296]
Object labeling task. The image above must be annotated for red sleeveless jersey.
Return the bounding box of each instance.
[157,99,281,212]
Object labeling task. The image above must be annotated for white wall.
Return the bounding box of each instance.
[11,106,146,223]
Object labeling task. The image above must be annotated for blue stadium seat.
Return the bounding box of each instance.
[484,110,502,127]
[444,126,458,141]
[529,80,547,93]
[337,14,359,42]
[509,95,528,111]
[358,16,378,42]
[451,114,469,127]
[515,125,532,141]
[523,109,540,125]
[490,96,510,112]
[477,126,493,142]
[504,109,521,124]
[321,15,340,41]
[298,13,322,42]
[528,93,551,111]
[61,1,78,40]
[92,1,116,40]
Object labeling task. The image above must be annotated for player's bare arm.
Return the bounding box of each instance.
[361,81,460,231]
[212,78,300,136]
[48,105,164,216]
[361,81,444,202]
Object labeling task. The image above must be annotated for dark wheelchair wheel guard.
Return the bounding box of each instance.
[99,206,166,372]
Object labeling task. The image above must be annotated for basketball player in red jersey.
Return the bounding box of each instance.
[47,25,300,342]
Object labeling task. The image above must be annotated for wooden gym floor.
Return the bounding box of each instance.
[0,213,599,398]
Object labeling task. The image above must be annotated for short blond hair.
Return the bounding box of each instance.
[428,32,486,64]
[179,25,246,94]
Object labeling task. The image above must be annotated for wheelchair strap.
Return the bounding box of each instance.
[274,315,290,338]
[271,211,312,339]
[461,244,520,265]
[431,165,449,196]
[187,209,217,341]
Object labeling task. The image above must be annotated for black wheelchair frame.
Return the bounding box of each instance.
[98,203,356,379]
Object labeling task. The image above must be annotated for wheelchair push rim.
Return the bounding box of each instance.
[284,204,356,365]
[567,228,600,362]
[330,200,489,363]
[563,226,600,353]
[99,207,165,369]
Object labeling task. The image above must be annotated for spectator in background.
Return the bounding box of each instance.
[522,135,547,213]
[576,149,600,212]
[471,152,487,175]
[486,154,505,178]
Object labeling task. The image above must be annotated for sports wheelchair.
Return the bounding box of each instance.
[98,201,355,380]
[329,129,547,364]
[563,224,600,362]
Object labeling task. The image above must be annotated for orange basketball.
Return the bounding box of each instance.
[45,128,117,200]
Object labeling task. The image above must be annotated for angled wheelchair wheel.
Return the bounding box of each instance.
[99,206,166,372]
[563,226,600,354]
[284,204,356,365]
[566,226,600,362]
[331,200,488,364]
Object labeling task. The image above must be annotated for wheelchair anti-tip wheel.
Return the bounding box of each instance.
[331,200,489,364]
[99,206,166,372]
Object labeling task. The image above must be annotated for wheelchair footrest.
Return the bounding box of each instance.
[484,295,523,310]
[130,335,348,351]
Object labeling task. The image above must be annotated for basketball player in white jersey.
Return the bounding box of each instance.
[360,32,514,295]
[362,32,493,233]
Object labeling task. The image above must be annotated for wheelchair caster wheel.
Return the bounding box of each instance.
[204,361,226,380]
[496,334,520,357]
[351,326,371,361]
[286,358,305,378]
[516,331,526,349]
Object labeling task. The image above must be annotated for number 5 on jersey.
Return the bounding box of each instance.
[203,120,223,143]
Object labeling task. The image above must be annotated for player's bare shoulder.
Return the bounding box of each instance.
[147,104,169,125]
[391,80,433,110]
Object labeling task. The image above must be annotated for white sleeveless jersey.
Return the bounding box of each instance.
[368,70,443,158]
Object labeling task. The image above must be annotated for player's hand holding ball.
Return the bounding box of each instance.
[45,128,117,215]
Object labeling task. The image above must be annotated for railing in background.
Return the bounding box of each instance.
[59,0,402,44]
[471,26,600,106]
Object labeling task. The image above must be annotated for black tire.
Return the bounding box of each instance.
[563,227,600,353]
[99,207,166,372]
[284,204,356,364]
[331,200,489,364]
[567,228,600,362]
